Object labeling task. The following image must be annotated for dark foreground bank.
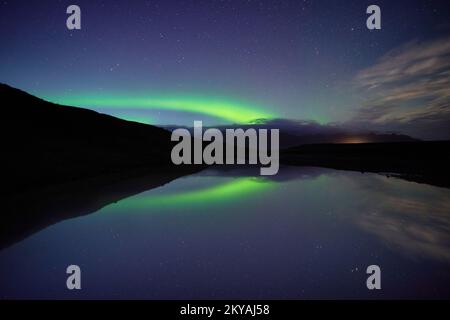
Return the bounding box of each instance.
[281,141,450,188]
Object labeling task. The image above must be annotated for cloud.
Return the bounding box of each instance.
[248,118,343,134]
[351,38,450,139]
[350,176,450,262]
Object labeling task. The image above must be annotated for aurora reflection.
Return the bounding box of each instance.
[107,177,275,212]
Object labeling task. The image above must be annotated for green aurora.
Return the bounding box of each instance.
[45,94,276,124]
[106,177,276,212]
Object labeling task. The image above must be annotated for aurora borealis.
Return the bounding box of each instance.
[45,94,275,124]
[2,0,450,302]
[1,0,450,136]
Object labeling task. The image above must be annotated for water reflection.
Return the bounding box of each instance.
[0,166,449,299]
[101,166,450,263]
[109,177,276,211]
[348,176,450,262]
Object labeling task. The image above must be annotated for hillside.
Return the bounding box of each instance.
[0,84,177,193]
[281,141,450,188]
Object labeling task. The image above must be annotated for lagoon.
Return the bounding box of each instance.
[0,166,449,299]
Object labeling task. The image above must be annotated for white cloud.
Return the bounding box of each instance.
[351,38,450,139]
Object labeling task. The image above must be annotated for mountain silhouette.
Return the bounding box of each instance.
[0,83,184,194]
[0,83,203,249]
[281,141,450,188]
[1,84,449,249]
[0,169,201,250]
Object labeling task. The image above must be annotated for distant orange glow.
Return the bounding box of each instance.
[339,137,370,144]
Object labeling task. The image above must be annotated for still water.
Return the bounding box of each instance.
[1,166,450,299]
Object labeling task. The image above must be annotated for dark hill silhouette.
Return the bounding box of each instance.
[0,83,205,249]
[1,83,448,193]
[0,83,185,194]
[281,141,450,188]
[0,84,449,249]
[0,169,201,250]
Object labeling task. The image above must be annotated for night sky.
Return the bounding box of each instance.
[1,0,449,138]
